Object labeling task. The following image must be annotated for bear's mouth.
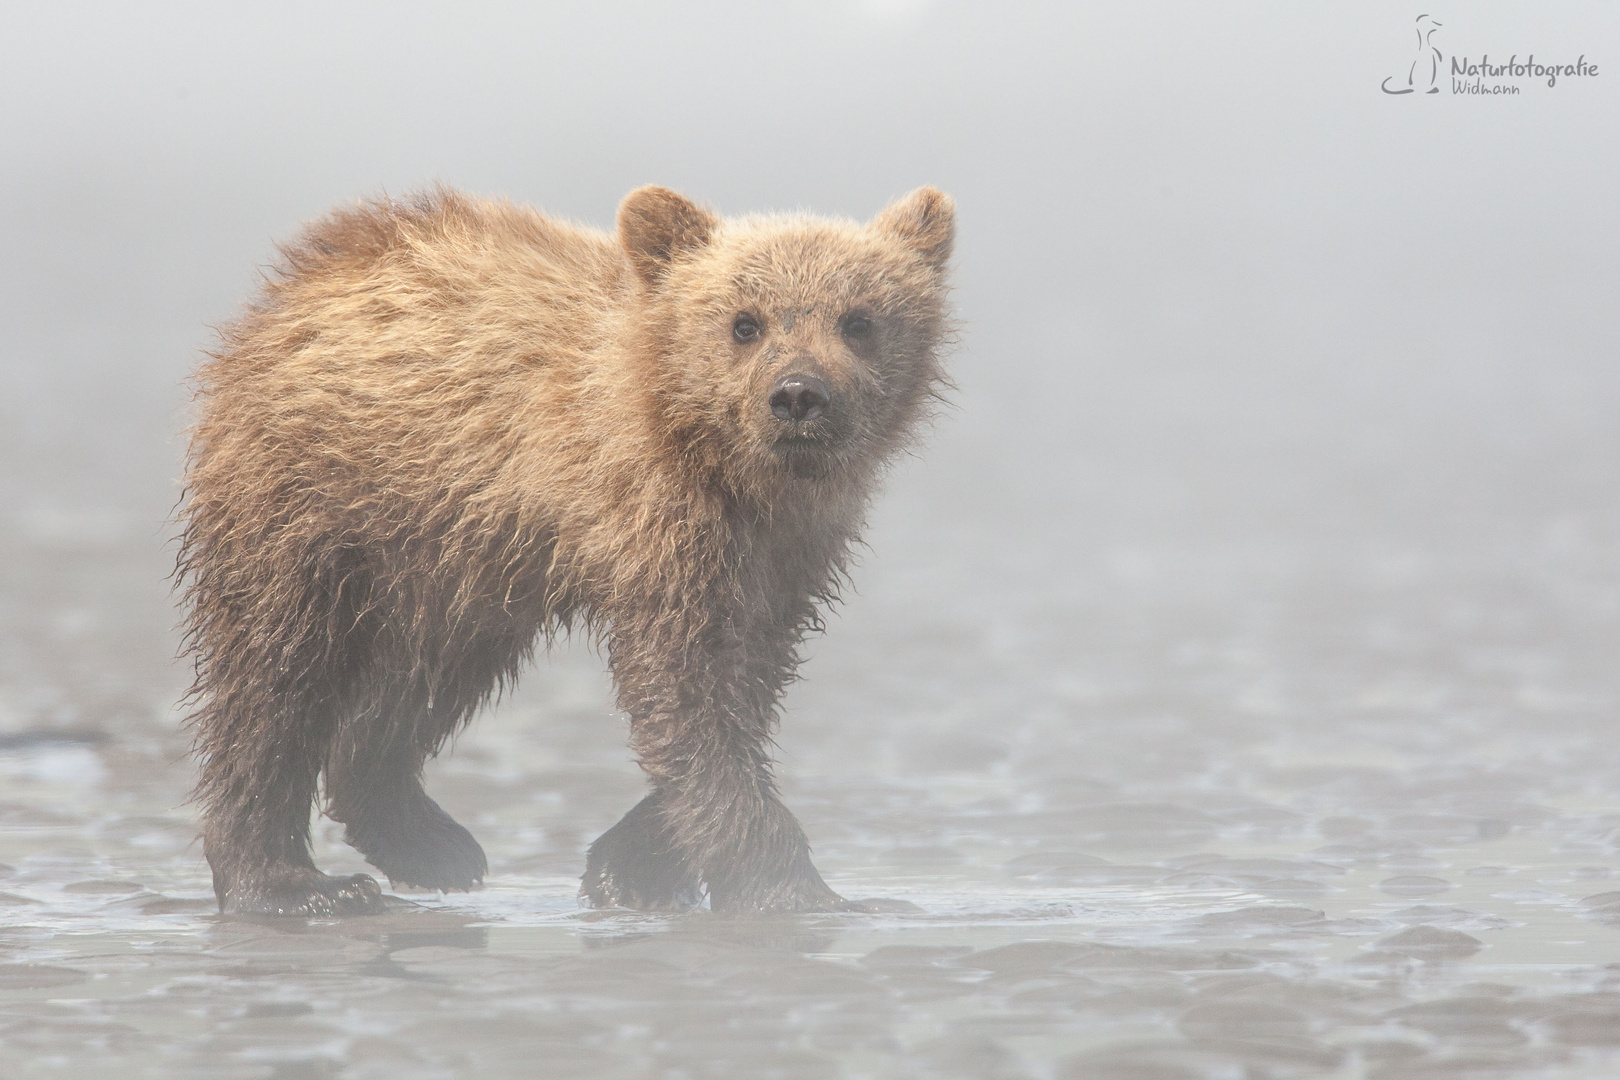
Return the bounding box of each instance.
[771,432,843,479]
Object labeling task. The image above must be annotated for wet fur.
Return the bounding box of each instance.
[176,184,954,915]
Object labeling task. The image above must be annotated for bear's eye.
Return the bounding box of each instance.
[841,314,873,339]
[732,314,762,343]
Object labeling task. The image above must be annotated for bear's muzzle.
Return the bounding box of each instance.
[768,373,831,424]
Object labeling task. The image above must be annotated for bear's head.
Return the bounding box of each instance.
[618,185,954,499]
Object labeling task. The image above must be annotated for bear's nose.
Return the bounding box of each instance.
[769,374,831,423]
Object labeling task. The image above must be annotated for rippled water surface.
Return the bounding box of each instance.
[6,475,1620,1078]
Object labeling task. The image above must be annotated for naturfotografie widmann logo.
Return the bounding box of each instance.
[1381,14,1600,97]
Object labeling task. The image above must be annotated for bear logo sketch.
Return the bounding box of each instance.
[1383,14,1444,94]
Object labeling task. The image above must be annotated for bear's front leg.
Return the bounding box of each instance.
[587,613,853,915]
[580,787,704,911]
[693,781,848,915]
[581,768,846,915]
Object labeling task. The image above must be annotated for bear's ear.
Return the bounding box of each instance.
[871,187,955,271]
[618,186,718,288]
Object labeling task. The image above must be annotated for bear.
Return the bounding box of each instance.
[176,183,955,916]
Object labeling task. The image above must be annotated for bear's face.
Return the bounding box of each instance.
[619,187,954,495]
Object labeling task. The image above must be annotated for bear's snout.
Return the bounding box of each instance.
[769,374,831,424]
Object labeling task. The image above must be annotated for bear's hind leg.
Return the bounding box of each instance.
[325,702,487,892]
[209,860,385,918]
[197,698,386,917]
[331,775,488,891]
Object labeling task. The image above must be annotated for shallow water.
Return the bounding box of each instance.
[6,455,1620,1078]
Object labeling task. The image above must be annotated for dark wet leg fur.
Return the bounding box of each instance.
[324,690,489,893]
[206,851,385,917]
[699,795,848,915]
[704,846,846,915]
[196,682,391,917]
[583,785,869,915]
[581,790,704,911]
[331,779,488,891]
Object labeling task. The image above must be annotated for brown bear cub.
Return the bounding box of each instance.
[177,184,955,916]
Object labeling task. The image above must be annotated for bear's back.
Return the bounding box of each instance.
[194,192,630,494]
[241,189,629,381]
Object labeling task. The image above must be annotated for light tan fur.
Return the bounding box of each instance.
[179,184,955,915]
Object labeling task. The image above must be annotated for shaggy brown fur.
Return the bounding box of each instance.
[177,183,955,916]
